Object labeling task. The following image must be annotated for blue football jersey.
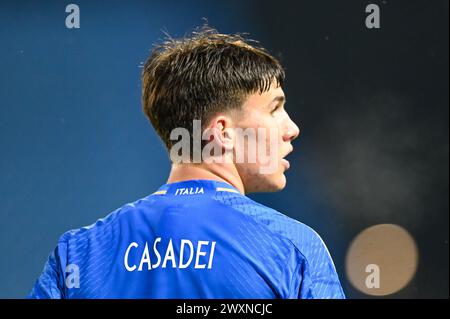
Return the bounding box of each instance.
[29,179,345,299]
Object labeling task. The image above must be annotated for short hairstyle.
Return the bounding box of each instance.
[141,26,285,150]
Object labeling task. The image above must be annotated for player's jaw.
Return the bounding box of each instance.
[267,144,294,191]
[235,142,294,193]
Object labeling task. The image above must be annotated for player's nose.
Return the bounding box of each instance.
[283,115,300,143]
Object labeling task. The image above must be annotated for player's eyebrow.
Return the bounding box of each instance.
[267,96,286,107]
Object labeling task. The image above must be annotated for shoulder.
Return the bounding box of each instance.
[214,192,331,263]
[239,198,346,298]
[252,200,330,260]
[57,194,157,245]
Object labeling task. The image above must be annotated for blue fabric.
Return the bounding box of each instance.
[29,179,345,299]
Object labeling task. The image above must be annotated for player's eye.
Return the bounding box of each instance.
[271,104,283,114]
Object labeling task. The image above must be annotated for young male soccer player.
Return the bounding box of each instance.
[29,27,345,299]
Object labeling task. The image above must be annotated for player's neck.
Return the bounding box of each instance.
[167,163,245,194]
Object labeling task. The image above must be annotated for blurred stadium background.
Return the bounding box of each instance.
[0,0,448,298]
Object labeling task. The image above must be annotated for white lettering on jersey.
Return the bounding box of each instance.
[174,187,204,195]
[124,238,216,272]
[124,242,138,271]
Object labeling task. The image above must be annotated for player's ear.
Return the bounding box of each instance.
[206,115,235,151]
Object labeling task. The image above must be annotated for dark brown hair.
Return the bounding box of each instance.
[141,26,285,150]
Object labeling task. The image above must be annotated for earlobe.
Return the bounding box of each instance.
[210,116,235,151]
[222,128,235,151]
